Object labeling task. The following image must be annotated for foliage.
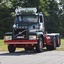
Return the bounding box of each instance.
[58,0,64,37]
[0,0,64,38]
[0,1,13,38]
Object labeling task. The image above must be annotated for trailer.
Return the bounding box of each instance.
[4,7,61,53]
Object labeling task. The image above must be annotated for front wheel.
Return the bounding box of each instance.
[36,37,43,53]
[8,44,16,53]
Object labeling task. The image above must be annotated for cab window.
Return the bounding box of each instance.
[40,16,43,22]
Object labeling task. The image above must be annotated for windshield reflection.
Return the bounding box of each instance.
[15,15,38,23]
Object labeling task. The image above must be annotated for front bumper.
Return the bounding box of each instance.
[4,40,37,44]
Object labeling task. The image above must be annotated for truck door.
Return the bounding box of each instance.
[39,15,45,32]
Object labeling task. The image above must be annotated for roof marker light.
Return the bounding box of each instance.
[15,7,37,15]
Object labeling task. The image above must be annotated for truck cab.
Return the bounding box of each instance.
[13,8,45,40]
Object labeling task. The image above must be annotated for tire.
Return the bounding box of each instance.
[24,47,34,51]
[47,37,56,50]
[8,44,16,53]
[36,37,43,53]
[51,38,56,50]
[56,36,60,47]
[46,46,52,50]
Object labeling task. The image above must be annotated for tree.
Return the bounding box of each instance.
[58,0,64,37]
[0,0,61,38]
[44,0,60,33]
[0,0,13,38]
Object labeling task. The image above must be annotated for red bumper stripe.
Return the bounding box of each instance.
[4,40,37,44]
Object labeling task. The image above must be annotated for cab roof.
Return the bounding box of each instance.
[15,7,43,16]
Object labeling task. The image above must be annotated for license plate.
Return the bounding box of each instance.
[17,36,24,38]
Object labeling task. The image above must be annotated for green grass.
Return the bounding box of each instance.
[0,40,24,51]
[0,40,7,51]
[56,39,64,51]
[0,39,64,51]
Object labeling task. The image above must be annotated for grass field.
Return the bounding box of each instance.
[56,39,64,51]
[0,40,7,51]
[0,40,23,51]
[0,39,64,51]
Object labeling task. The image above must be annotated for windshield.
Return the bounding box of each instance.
[15,15,38,23]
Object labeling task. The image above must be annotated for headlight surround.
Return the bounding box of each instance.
[29,35,38,40]
[4,36,12,40]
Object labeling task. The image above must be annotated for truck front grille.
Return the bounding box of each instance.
[13,28,28,40]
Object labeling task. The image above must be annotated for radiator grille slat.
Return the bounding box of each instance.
[13,29,28,39]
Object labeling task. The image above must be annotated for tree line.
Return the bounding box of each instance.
[0,0,64,38]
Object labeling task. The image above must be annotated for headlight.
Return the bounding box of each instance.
[29,35,38,40]
[4,36,12,40]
